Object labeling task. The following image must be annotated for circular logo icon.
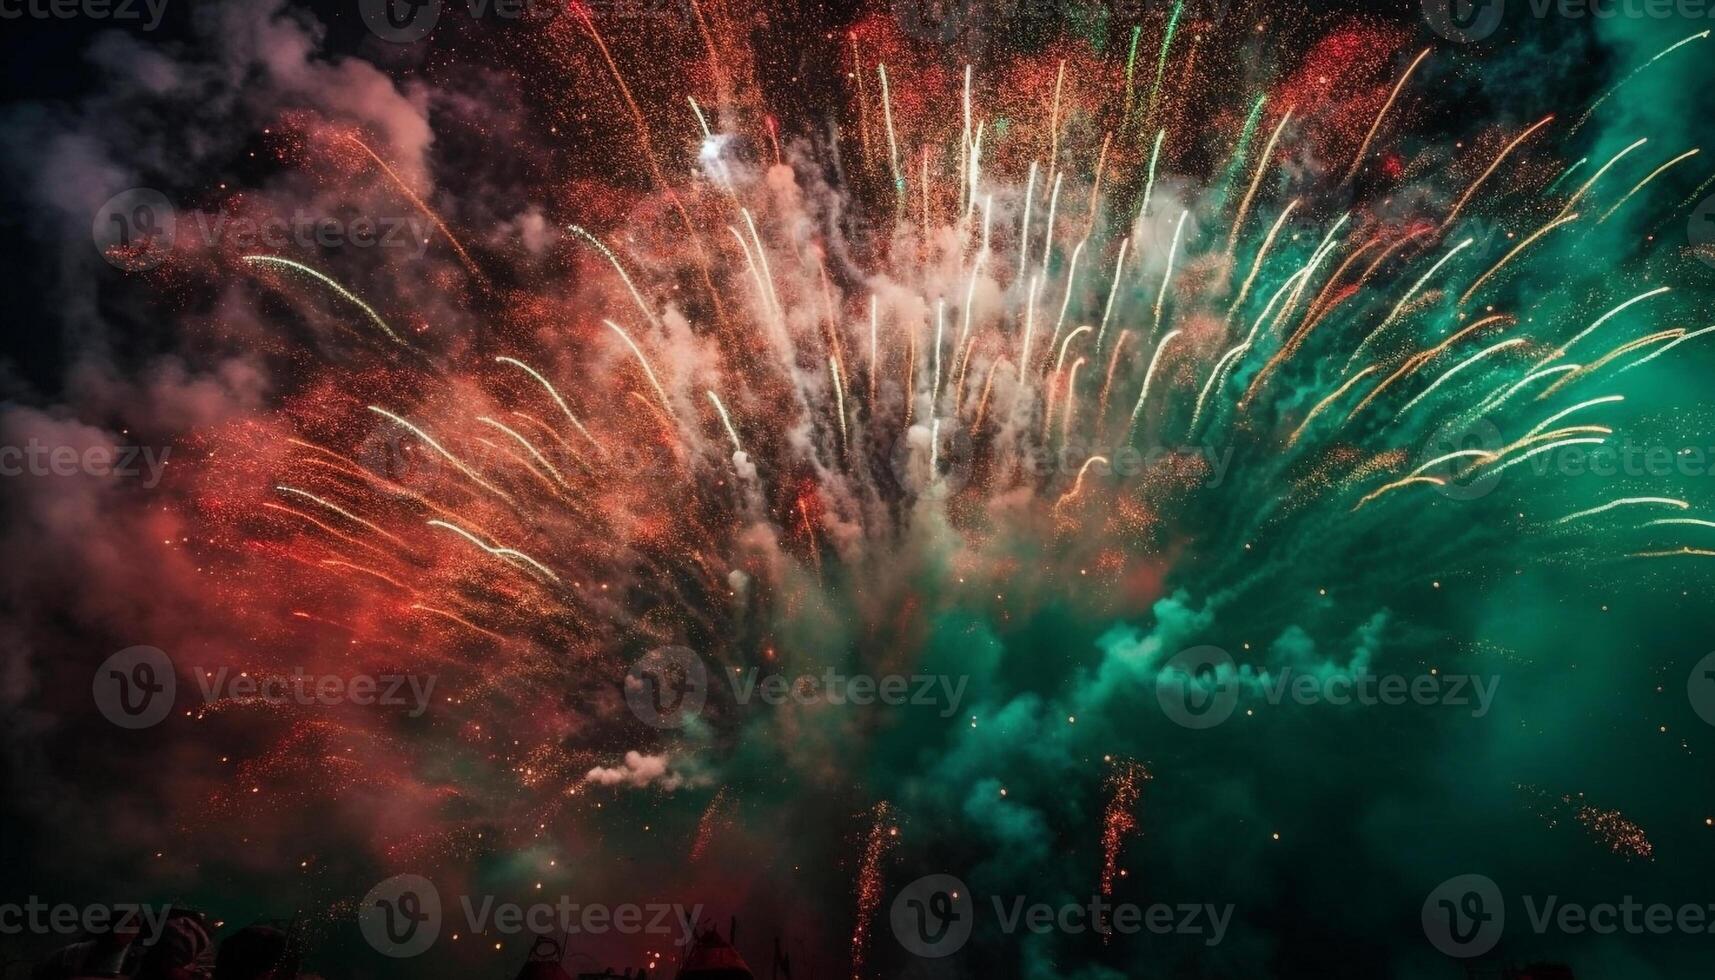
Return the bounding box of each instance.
[890,874,974,958]
[1423,0,1504,43]
[1687,652,1715,726]
[93,646,176,729]
[1155,646,1238,730]
[1422,874,1504,958]
[354,423,440,484]
[624,646,708,729]
[92,189,176,271]
[1688,196,1715,269]
[889,423,975,498]
[359,874,441,957]
[359,0,442,43]
[1421,416,1505,502]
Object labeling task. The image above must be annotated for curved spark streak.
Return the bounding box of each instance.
[568,225,662,331]
[1344,48,1431,183]
[1128,330,1182,436]
[366,407,513,502]
[1553,497,1690,525]
[602,319,676,418]
[707,391,744,455]
[241,256,404,345]
[1392,339,1527,423]
[495,357,601,451]
[426,519,561,582]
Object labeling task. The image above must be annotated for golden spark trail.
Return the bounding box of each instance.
[1541,287,1671,364]
[1559,138,1648,218]
[1020,274,1042,385]
[1128,329,1182,437]
[1228,200,1298,320]
[1138,128,1166,223]
[568,226,662,331]
[1553,497,1690,525]
[1153,210,1189,331]
[878,64,902,194]
[240,256,404,345]
[426,519,561,582]
[1525,396,1624,439]
[1442,114,1555,231]
[477,417,568,487]
[1485,436,1606,478]
[1391,338,1527,423]
[339,134,482,282]
[1050,238,1086,356]
[1096,238,1129,350]
[1459,212,1579,306]
[1345,314,1512,422]
[1575,30,1710,133]
[1622,324,1715,372]
[1287,365,1378,448]
[1346,237,1476,371]
[1343,48,1431,184]
[1040,174,1064,281]
[495,357,601,451]
[1599,149,1700,222]
[273,486,406,546]
[366,407,514,503]
[1045,326,1092,438]
[1228,108,1292,257]
[1055,455,1110,510]
[602,319,675,418]
[1061,357,1086,444]
[830,356,849,455]
[706,391,743,456]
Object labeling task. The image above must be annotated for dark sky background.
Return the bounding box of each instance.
[5,1,1715,979]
